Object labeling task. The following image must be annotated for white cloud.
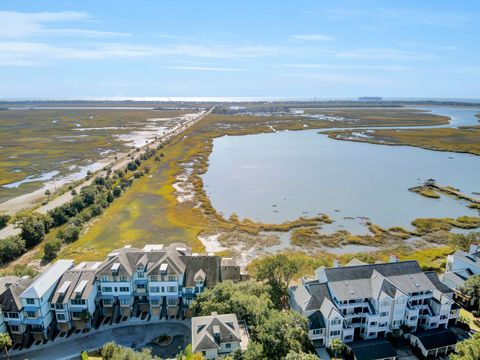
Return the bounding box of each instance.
[0,11,129,38]
[164,65,245,72]
[290,34,335,41]
[280,63,408,71]
[335,48,434,61]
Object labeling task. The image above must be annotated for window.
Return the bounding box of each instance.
[381,298,390,306]
[10,325,20,332]
[57,313,66,321]
[184,298,193,305]
[226,343,231,349]
[100,276,109,281]
[120,298,130,305]
[331,318,341,326]
[55,303,64,310]
[195,280,204,287]
[313,329,322,335]
[151,299,160,306]
[119,276,128,281]
[370,321,377,326]
[167,286,177,293]
[137,272,145,278]
[26,311,36,318]
[167,298,177,306]
[184,287,194,294]
[168,275,177,282]
[71,299,86,305]
[368,332,375,336]
[150,275,159,281]
[7,312,19,319]
[330,330,341,336]
[137,284,146,289]
[380,312,388,317]
[150,286,160,293]
[26,298,35,305]
[103,299,113,306]
[119,287,130,292]
[102,287,112,293]
[71,311,83,319]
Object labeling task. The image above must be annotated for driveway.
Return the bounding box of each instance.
[8,320,191,360]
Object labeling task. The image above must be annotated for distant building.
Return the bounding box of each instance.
[358,97,383,101]
[289,259,459,349]
[191,312,248,359]
[443,244,480,309]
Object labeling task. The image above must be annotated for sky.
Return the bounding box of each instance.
[0,0,479,99]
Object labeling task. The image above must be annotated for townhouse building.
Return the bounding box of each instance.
[19,260,74,341]
[289,259,459,349]
[0,243,240,344]
[0,276,33,343]
[50,261,101,332]
[96,244,240,319]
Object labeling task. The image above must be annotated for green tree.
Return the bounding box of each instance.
[0,332,12,360]
[101,341,159,360]
[253,253,301,309]
[16,212,52,248]
[449,233,480,251]
[450,332,480,360]
[57,224,80,243]
[459,274,480,300]
[243,342,265,360]
[44,239,61,261]
[0,214,10,229]
[329,339,345,359]
[0,236,26,264]
[255,310,310,359]
[285,351,320,360]
[112,186,122,197]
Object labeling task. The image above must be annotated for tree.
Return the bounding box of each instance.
[253,253,301,309]
[44,239,61,261]
[243,342,265,360]
[0,214,11,229]
[450,332,480,360]
[255,310,310,359]
[16,213,52,248]
[329,339,345,359]
[0,332,12,360]
[0,236,26,264]
[284,351,320,360]
[101,341,159,360]
[449,233,480,251]
[57,224,80,243]
[112,186,122,197]
[48,206,69,227]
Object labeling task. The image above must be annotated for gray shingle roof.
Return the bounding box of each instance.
[348,339,398,360]
[412,328,458,350]
[308,310,326,330]
[192,312,241,353]
[0,277,33,312]
[424,271,453,294]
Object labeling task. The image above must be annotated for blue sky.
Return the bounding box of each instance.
[0,0,479,99]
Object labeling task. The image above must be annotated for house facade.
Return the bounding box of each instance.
[19,260,74,341]
[289,259,459,349]
[192,312,247,359]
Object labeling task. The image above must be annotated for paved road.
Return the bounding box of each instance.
[0,107,214,240]
[8,320,191,360]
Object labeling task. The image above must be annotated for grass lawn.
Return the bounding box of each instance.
[461,309,480,332]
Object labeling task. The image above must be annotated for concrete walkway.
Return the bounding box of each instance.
[7,319,191,360]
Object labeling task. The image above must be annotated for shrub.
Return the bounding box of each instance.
[0,236,26,264]
[44,239,61,261]
[112,186,122,197]
[127,161,137,171]
[57,224,80,243]
[0,214,10,229]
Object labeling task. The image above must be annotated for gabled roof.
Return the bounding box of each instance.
[348,339,398,360]
[192,312,241,353]
[194,269,206,281]
[21,260,73,299]
[182,255,221,287]
[0,277,33,312]
[51,264,97,303]
[308,310,326,330]
[411,328,458,350]
[424,271,453,295]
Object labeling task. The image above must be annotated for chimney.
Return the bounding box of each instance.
[333,259,340,268]
[469,244,479,254]
[211,311,218,317]
[389,255,398,263]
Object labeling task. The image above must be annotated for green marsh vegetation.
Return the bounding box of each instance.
[0,108,191,203]
[326,126,480,156]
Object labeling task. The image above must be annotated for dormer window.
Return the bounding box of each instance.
[195,280,204,287]
[137,271,144,278]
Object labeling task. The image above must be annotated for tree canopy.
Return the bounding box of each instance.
[450,332,480,360]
